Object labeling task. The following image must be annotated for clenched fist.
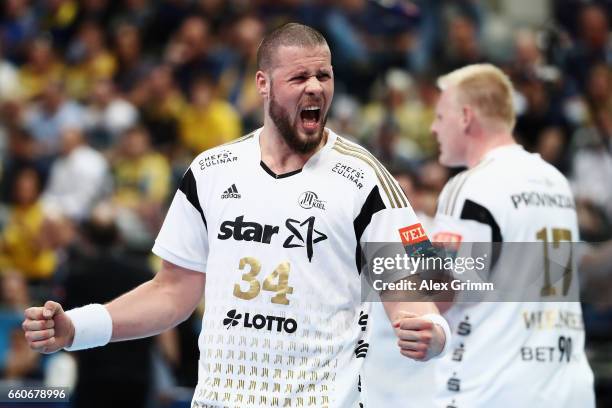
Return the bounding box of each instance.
[393,311,446,361]
[22,301,75,354]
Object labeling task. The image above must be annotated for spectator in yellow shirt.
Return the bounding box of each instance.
[0,168,57,282]
[18,37,65,101]
[111,126,171,244]
[112,126,171,208]
[178,75,241,154]
[65,21,117,99]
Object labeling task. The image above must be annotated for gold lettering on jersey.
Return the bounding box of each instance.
[233,257,294,304]
[537,227,573,296]
[233,257,261,300]
[263,261,294,305]
[522,309,584,330]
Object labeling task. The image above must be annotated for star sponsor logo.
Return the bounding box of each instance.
[218,215,327,262]
[283,216,328,262]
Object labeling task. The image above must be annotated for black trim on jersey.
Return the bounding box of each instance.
[179,168,207,229]
[353,186,386,274]
[460,199,502,272]
[260,161,303,179]
[460,199,502,242]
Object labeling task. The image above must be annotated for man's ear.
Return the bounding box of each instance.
[256,70,269,98]
[462,105,474,132]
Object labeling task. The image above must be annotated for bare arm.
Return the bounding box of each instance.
[106,260,205,342]
[23,260,205,353]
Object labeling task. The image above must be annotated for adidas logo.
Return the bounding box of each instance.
[221,184,241,199]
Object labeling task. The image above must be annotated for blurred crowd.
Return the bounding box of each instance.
[0,0,610,407]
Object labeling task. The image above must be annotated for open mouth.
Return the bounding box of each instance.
[300,106,321,131]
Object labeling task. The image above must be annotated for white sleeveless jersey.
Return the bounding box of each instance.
[153,128,425,408]
[432,145,595,408]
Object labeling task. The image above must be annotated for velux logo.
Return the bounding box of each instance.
[221,184,241,199]
[223,309,298,333]
[399,223,427,246]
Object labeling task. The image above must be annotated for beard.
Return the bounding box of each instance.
[269,87,328,154]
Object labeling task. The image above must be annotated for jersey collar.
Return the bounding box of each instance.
[253,127,338,175]
[481,143,524,162]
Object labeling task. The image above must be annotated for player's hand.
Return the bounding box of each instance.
[22,301,75,354]
[393,311,445,361]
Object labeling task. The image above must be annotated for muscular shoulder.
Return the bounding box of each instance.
[328,135,409,210]
[188,131,256,178]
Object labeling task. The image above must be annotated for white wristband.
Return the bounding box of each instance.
[64,304,113,351]
[421,313,452,359]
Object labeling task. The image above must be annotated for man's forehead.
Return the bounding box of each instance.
[439,86,459,106]
[271,45,332,71]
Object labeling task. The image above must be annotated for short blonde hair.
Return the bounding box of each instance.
[437,64,516,130]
